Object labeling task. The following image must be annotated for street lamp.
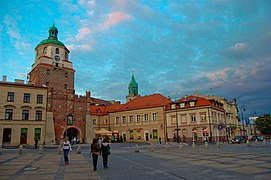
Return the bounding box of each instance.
[175,101,180,143]
[240,105,246,136]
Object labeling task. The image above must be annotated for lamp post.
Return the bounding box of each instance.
[240,105,246,136]
[175,102,180,143]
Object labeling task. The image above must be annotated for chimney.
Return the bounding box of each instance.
[15,79,25,84]
[2,75,7,82]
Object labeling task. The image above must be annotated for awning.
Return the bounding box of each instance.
[95,128,112,136]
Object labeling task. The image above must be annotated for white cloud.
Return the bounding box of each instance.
[100,12,131,30]
[76,28,92,40]
[231,42,246,51]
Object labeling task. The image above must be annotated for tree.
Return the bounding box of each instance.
[255,114,271,136]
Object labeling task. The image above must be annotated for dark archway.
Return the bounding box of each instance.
[64,128,78,142]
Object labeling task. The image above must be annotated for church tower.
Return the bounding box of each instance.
[126,72,140,102]
[28,23,75,91]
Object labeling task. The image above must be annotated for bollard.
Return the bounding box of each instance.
[58,145,62,154]
[18,144,23,155]
[135,144,139,153]
[255,139,259,145]
[179,143,183,151]
[39,145,43,154]
[216,141,221,148]
[165,143,169,151]
[77,146,81,154]
[192,142,195,149]
[246,140,251,146]
[150,143,154,152]
[204,141,208,149]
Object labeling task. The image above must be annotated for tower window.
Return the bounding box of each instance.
[56,63,59,67]
[47,69,50,74]
[65,52,67,59]
[64,84,67,89]
[55,48,59,54]
[65,72,68,78]
[46,81,49,87]
[43,47,47,54]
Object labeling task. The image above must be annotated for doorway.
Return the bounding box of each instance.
[20,128,28,144]
[3,128,12,145]
[145,133,149,141]
[64,128,78,142]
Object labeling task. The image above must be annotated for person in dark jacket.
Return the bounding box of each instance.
[91,138,100,171]
[101,138,110,168]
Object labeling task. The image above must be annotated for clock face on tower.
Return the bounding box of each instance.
[54,55,60,61]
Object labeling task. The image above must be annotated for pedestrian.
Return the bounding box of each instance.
[34,138,38,149]
[101,138,111,168]
[61,137,72,164]
[91,138,100,171]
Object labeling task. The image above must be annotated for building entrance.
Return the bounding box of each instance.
[64,128,79,142]
[3,128,12,145]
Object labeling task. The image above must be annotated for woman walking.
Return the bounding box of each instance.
[101,138,110,168]
[61,137,72,164]
[91,138,100,171]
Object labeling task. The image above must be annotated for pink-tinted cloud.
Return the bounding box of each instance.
[101,11,131,30]
[76,28,92,40]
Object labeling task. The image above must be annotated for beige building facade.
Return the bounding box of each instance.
[0,80,48,146]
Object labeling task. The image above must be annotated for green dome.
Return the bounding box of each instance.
[39,39,64,46]
[38,23,64,47]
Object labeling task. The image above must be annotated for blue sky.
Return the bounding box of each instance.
[0,0,271,118]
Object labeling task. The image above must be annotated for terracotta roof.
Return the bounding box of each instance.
[90,97,112,106]
[165,95,223,110]
[90,94,171,115]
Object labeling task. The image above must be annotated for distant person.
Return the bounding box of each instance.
[61,137,72,164]
[101,138,111,168]
[34,138,38,149]
[91,138,100,171]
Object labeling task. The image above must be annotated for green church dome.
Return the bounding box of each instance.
[38,23,65,47]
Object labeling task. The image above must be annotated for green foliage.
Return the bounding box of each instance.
[255,114,271,135]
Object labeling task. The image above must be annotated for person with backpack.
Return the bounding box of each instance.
[101,138,111,168]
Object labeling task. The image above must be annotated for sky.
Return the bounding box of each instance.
[0,0,271,118]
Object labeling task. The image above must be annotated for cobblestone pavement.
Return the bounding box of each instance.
[0,141,271,180]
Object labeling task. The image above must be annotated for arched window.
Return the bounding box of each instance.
[43,47,47,54]
[55,48,59,54]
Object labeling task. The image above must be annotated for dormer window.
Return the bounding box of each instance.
[170,104,176,109]
[180,103,185,108]
[189,101,195,107]
[55,48,59,54]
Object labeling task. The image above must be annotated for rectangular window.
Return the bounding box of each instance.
[144,114,148,121]
[65,72,68,78]
[67,116,73,125]
[136,115,140,122]
[93,119,97,125]
[22,110,29,120]
[24,93,30,103]
[37,95,43,104]
[170,104,176,109]
[152,113,157,121]
[189,102,195,107]
[181,115,187,123]
[129,116,133,123]
[64,84,67,89]
[5,109,13,120]
[191,114,196,122]
[180,103,185,108]
[35,110,42,121]
[122,116,126,124]
[115,117,120,124]
[7,92,14,102]
[104,119,108,124]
